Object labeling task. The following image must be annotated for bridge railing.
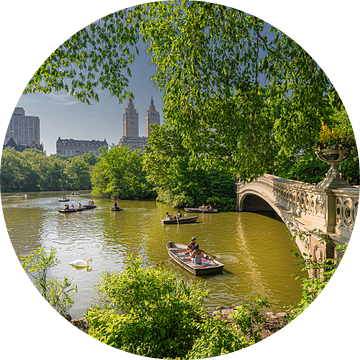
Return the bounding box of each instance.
[333,188,359,239]
[237,174,359,244]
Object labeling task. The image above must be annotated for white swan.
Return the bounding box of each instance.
[69,258,92,268]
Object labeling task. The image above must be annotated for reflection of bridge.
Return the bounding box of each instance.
[236,174,358,263]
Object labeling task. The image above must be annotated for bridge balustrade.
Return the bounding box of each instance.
[236,174,359,261]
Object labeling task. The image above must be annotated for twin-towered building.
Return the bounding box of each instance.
[118,96,160,150]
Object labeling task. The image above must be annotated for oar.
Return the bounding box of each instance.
[206,252,217,260]
[179,250,190,256]
[153,258,173,267]
[202,205,209,214]
[153,250,191,267]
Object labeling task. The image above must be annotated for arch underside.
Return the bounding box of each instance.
[239,191,299,237]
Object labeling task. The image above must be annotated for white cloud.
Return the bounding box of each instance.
[46,92,78,106]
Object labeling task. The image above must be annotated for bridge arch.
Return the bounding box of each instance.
[239,191,276,213]
[237,188,298,239]
[236,174,358,263]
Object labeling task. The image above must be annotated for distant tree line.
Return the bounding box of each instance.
[1,103,357,209]
[0,148,98,192]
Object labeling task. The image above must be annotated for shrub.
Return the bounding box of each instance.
[20,246,78,318]
[206,196,237,211]
[86,255,209,359]
[188,298,270,359]
[287,232,346,321]
[86,255,271,359]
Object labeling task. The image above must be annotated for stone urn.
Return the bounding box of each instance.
[315,148,352,189]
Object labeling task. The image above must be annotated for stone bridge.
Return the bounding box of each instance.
[236,174,358,265]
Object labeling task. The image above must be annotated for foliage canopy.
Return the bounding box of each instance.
[22,1,358,182]
[91,145,156,199]
[0,148,98,192]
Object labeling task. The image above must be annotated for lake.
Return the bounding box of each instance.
[1,190,302,318]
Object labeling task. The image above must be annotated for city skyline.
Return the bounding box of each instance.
[11,38,164,155]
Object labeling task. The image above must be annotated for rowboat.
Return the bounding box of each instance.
[58,208,76,213]
[184,207,218,213]
[110,206,123,211]
[83,205,97,210]
[166,242,224,276]
[161,216,197,225]
[59,198,70,202]
[59,207,86,214]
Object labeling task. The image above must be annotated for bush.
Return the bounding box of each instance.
[86,256,209,358]
[20,247,78,318]
[86,255,269,359]
[186,298,270,359]
[206,196,237,211]
[286,232,346,321]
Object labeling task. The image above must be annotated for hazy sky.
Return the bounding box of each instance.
[14,39,164,154]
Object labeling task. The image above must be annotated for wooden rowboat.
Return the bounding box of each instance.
[83,205,97,210]
[161,216,197,225]
[58,207,85,213]
[184,207,218,213]
[166,242,224,276]
[110,206,123,211]
[58,208,76,213]
[59,198,70,202]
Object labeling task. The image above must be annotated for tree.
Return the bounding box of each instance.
[0,148,96,192]
[21,1,357,182]
[275,105,359,184]
[143,124,236,209]
[0,148,40,192]
[91,145,155,199]
[66,157,92,190]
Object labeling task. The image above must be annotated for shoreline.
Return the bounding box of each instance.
[70,308,288,340]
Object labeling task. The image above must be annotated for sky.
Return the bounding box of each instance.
[14,39,165,154]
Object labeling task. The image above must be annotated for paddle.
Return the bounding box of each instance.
[153,258,173,267]
[205,252,217,260]
[153,249,190,267]
[202,205,209,214]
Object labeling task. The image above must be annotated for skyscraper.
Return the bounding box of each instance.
[118,97,160,151]
[123,98,139,138]
[145,96,160,137]
[5,107,40,147]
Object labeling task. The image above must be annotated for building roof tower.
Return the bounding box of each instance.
[146,96,160,137]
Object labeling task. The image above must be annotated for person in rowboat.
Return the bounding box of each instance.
[191,246,207,265]
[165,212,173,220]
[187,237,197,252]
[176,209,182,219]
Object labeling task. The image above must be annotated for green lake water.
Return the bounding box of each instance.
[1,190,302,318]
